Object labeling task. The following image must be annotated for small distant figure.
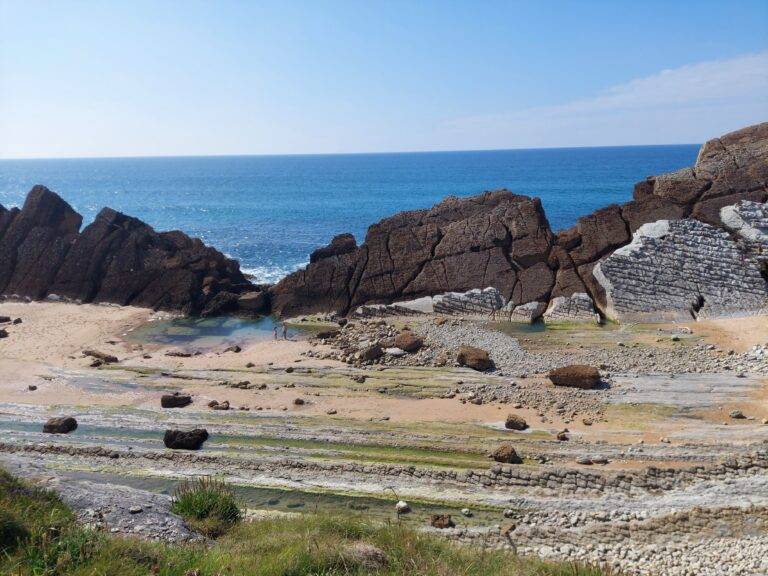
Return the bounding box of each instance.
[282,322,288,340]
[273,325,278,340]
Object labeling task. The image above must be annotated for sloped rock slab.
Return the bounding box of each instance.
[609,372,766,410]
[593,218,768,322]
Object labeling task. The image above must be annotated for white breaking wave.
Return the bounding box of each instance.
[240,262,308,285]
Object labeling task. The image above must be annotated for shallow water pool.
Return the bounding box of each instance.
[127,315,302,350]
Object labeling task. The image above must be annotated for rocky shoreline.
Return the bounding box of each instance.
[2,123,766,327]
[1,122,768,576]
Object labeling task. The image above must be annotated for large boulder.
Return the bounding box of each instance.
[393,331,422,352]
[43,416,78,434]
[456,345,492,371]
[490,443,522,464]
[0,186,253,315]
[504,414,528,431]
[548,365,602,389]
[163,429,209,450]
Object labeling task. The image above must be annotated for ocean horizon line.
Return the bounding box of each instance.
[0,141,701,163]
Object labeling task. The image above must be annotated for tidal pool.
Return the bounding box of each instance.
[126,315,303,350]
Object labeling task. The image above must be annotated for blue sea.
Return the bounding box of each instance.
[0,146,698,283]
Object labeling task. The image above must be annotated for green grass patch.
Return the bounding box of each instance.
[0,467,614,576]
[222,435,493,469]
[171,477,242,537]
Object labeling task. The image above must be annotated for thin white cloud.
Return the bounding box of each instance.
[443,51,768,148]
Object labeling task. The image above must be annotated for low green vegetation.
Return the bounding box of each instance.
[0,467,612,576]
[171,477,242,537]
[223,434,494,469]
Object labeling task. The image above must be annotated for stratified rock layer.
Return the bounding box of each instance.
[0,186,254,315]
[272,122,768,318]
[593,216,768,322]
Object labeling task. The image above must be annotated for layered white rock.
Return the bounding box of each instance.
[353,287,505,318]
[543,293,599,323]
[593,217,768,322]
[433,287,504,316]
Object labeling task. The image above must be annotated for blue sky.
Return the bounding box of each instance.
[1,0,766,158]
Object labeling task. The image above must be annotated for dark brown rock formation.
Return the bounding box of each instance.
[555,122,768,312]
[0,186,254,315]
[271,122,768,318]
[6,123,765,321]
[270,191,555,317]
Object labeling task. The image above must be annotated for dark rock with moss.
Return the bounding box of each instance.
[504,414,528,431]
[491,443,522,464]
[160,393,193,408]
[43,416,78,434]
[163,428,209,450]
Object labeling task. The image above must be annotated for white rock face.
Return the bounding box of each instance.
[353,287,505,318]
[543,293,599,323]
[721,201,768,244]
[593,216,768,322]
[503,300,546,323]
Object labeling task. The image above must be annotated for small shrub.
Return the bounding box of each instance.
[171,477,241,537]
[22,524,99,574]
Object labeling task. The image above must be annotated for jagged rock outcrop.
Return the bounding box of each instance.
[0,186,256,315]
[6,123,765,322]
[554,122,768,313]
[271,122,768,319]
[593,215,768,322]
